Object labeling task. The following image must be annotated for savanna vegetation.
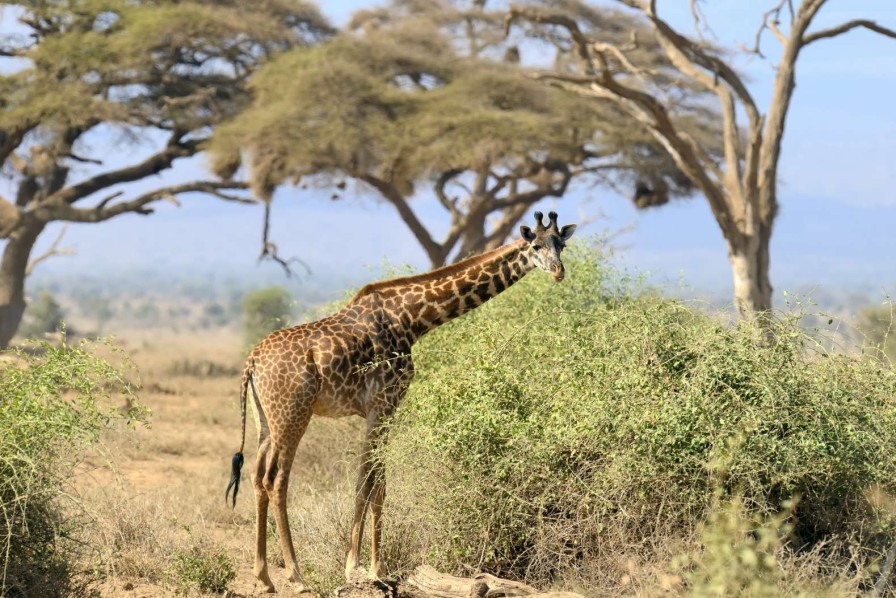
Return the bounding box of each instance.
[2,248,895,597]
[1,0,895,597]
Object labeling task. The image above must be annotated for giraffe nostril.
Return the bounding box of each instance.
[552,265,565,281]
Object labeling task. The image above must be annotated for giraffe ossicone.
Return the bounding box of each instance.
[226,211,577,593]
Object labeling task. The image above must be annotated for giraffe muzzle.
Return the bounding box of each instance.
[551,263,565,282]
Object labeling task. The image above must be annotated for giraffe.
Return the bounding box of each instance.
[225,211,577,593]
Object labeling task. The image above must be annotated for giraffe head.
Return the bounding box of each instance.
[519,211,577,282]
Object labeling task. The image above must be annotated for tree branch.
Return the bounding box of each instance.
[434,169,464,217]
[63,152,103,165]
[532,70,736,238]
[747,0,791,57]
[25,224,75,276]
[484,203,530,249]
[755,0,826,226]
[505,5,597,74]
[499,163,572,208]
[803,19,896,45]
[0,125,36,168]
[257,201,311,278]
[36,181,251,223]
[47,133,201,207]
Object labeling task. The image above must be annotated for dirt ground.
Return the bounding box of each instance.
[73,329,367,597]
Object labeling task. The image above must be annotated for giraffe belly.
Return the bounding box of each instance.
[311,387,365,417]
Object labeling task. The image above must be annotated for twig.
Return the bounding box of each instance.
[256,201,311,278]
[25,224,75,276]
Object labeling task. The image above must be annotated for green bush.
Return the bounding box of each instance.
[0,338,145,597]
[20,291,66,338]
[169,540,236,595]
[377,245,896,591]
[241,286,294,347]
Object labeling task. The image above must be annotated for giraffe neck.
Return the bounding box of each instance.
[351,240,534,342]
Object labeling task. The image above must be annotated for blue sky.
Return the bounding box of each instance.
[6,1,896,304]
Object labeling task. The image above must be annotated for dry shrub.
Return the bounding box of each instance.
[286,479,426,596]
[0,338,145,597]
[83,492,176,583]
[292,484,354,593]
[377,245,896,595]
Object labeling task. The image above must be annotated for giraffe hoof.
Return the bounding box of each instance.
[367,569,382,582]
[285,570,309,593]
[346,566,369,584]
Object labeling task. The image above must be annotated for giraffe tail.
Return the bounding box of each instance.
[225,452,244,508]
[226,359,252,507]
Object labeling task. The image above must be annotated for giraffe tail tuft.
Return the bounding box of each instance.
[225,452,244,508]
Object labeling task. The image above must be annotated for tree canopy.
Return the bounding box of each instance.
[210,0,719,266]
[0,0,332,347]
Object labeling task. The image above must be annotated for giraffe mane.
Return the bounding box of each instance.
[349,239,526,304]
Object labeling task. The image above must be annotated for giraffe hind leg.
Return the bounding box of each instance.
[262,352,318,592]
[264,411,312,592]
[250,437,275,593]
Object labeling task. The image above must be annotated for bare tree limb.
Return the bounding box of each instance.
[47,133,201,207]
[484,203,530,250]
[803,19,896,45]
[505,5,596,74]
[0,125,36,168]
[257,201,311,278]
[592,41,649,79]
[25,224,75,276]
[36,181,251,223]
[499,163,572,208]
[434,169,464,217]
[615,0,762,140]
[542,72,728,208]
[63,152,103,165]
[746,0,791,57]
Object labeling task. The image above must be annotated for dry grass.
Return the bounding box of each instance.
[72,328,365,597]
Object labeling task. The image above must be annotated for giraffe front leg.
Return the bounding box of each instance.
[345,453,373,581]
[367,463,385,581]
[346,413,385,582]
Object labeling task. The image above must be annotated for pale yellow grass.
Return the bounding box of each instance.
[74,328,365,597]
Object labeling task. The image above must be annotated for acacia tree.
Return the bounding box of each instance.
[506,0,896,319]
[211,0,718,267]
[0,0,331,347]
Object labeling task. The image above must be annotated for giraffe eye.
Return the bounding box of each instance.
[532,244,543,251]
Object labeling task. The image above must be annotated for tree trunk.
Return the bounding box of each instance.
[453,206,489,263]
[727,226,772,321]
[0,221,45,348]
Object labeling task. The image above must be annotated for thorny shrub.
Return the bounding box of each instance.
[377,244,896,594]
[0,338,146,597]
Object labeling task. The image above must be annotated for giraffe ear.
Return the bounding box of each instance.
[559,224,577,241]
[520,225,536,242]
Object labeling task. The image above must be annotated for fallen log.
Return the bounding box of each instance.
[333,565,585,598]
